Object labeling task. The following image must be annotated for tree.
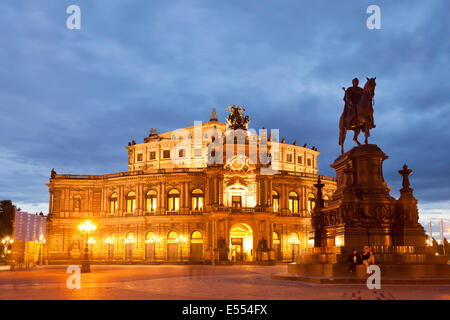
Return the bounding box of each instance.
[0,200,17,238]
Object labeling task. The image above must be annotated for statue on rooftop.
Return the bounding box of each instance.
[226,105,250,130]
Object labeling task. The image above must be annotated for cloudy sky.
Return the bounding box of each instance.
[0,1,448,239]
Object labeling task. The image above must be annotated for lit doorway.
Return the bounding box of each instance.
[230,223,253,262]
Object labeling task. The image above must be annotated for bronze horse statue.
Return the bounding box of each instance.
[339,77,376,154]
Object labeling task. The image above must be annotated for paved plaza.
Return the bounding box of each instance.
[0,265,449,300]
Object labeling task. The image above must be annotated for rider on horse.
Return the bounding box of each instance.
[342,78,364,129]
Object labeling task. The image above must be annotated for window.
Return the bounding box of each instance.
[168,231,178,241]
[324,195,330,208]
[232,196,242,209]
[167,189,180,211]
[191,189,204,211]
[287,154,293,162]
[178,149,185,158]
[163,150,171,159]
[149,151,156,160]
[307,158,312,167]
[194,148,202,158]
[126,191,136,213]
[109,193,118,213]
[146,190,157,212]
[308,193,316,212]
[272,190,279,213]
[297,156,303,164]
[288,191,299,213]
[191,231,203,240]
[137,153,143,162]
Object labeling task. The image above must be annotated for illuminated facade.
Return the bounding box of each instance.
[46,108,336,263]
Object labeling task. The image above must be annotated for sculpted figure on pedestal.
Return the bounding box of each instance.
[339,77,377,154]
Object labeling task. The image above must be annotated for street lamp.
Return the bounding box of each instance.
[288,236,299,262]
[1,237,14,265]
[176,235,187,263]
[88,237,96,259]
[78,220,97,273]
[35,234,46,266]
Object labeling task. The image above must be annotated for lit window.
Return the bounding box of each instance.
[191,231,203,240]
[146,190,157,212]
[167,189,180,211]
[191,189,204,211]
[126,191,136,213]
[272,190,279,213]
[324,195,330,207]
[288,191,299,213]
[308,193,316,212]
[109,193,118,213]
[232,196,242,209]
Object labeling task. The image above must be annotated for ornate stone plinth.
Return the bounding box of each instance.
[287,144,450,282]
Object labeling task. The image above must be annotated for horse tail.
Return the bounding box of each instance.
[339,115,346,146]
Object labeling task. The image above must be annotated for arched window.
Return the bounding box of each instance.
[288,191,299,213]
[109,193,118,213]
[324,195,330,208]
[126,191,136,213]
[273,232,280,243]
[191,189,204,211]
[167,231,178,241]
[191,231,203,240]
[145,232,155,241]
[308,193,316,212]
[125,232,135,244]
[146,190,157,212]
[272,190,279,213]
[167,189,180,211]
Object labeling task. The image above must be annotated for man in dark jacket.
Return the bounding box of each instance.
[348,249,362,273]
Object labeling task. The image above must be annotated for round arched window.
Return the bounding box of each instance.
[126,192,136,213]
[191,189,204,211]
[167,189,180,212]
[146,190,157,212]
[288,191,299,213]
[109,193,118,213]
[272,190,280,213]
[308,193,316,212]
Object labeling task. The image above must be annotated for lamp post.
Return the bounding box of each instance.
[35,234,46,266]
[176,235,187,263]
[78,220,97,273]
[1,237,14,265]
[88,237,96,259]
[288,236,299,263]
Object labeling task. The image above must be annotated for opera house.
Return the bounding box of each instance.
[46,107,336,263]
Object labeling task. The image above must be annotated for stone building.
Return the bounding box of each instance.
[46,107,336,263]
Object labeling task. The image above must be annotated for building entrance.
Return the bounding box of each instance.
[229,223,253,262]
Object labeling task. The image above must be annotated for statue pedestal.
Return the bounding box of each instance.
[287,144,450,282]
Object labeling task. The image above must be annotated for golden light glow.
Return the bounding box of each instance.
[105,236,114,244]
[176,235,187,243]
[78,220,97,232]
[145,235,161,244]
[87,237,96,244]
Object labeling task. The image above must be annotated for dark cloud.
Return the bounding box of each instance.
[0,1,449,221]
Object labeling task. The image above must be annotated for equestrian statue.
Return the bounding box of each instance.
[339,77,376,154]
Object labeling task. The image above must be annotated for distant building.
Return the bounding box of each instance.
[46,108,336,263]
